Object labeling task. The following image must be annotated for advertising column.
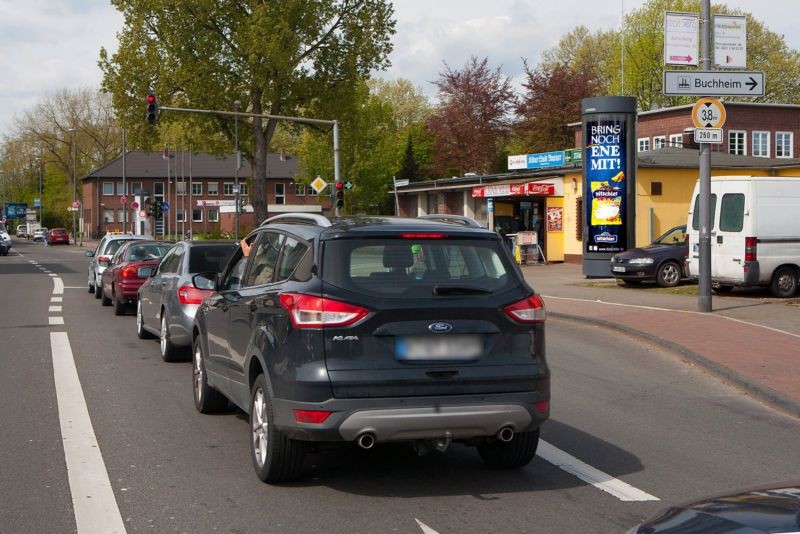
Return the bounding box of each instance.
[581,96,637,276]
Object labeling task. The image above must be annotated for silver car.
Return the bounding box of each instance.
[136,240,236,361]
[86,234,150,299]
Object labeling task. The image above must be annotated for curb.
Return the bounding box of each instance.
[549,311,800,420]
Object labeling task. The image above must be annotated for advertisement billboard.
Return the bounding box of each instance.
[4,203,28,219]
[585,120,628,253]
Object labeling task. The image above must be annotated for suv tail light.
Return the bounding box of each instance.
[399,233,447,239]
[178,285,213,305]
[744,236,757,262]
[98,255,113,266]
[279,293,369,328]
[503,294,546,324]
[120,265,139,279]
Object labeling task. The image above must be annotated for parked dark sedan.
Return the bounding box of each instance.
[628,480,800,533]
[609,225,688,287]
[101,240,173,315]
[136,240,236,361]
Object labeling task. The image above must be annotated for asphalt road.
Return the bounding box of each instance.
[2,239,799,533]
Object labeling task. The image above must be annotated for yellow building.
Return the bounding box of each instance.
[396,147,800,263]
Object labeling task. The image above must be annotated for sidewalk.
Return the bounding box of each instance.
[521,262,800,418]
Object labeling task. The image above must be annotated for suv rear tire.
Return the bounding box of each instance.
[477,428,540,469]
[250,374,305,483]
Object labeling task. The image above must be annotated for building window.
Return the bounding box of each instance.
[103,208,114,223]
[575,198,583,241]
[131,182,143,195]
[653,136,666,149]
[102,182,114,196]
[239,183,248,195]
[176,181,186,196]
[154,182,164,195]
[176,208,185,222]
[728,131,746,155]
[223,183,235,196]
[776,132,793,158]
[192,208,203,222]
[669,134,683,147]
[117,209,125,223]
[191,183,202,195]
[651,182,663,196]
[294,184,306,196]
[752,131,769,157]
[208,182,219,196]
[207,208,219,222]
[638,138,650,152]
[116,182,125,195]
[308,185,317,196]
[275,183,285,205]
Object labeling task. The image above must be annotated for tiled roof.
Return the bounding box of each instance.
[82,150,299,180]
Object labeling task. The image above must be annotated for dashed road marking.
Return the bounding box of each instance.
[53,278,64,295]
[51,297,63,303]
[49,317,64,325]
[537,440,659,502]
[415,519,440,534]
[50,332,126,534]
[49,306,63,312]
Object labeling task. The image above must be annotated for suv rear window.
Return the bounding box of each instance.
[322,238,519,298]
[188,244,236,273]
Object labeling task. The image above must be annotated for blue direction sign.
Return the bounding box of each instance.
[161,202,170,212]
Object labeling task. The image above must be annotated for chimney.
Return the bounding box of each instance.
[280,148,286,161]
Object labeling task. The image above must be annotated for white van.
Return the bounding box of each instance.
[686,176,800,297]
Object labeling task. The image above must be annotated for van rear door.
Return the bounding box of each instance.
[687,186,717,278]
[713,182,748,283]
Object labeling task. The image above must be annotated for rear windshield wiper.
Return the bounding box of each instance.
[433,284,493,296]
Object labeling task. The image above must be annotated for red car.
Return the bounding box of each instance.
[101,240,173,316]
[47,228,70,245]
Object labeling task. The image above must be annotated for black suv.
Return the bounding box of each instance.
[191,214,550,482]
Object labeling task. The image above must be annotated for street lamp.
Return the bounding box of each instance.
[68,127,77,245]
[234,99,241,242]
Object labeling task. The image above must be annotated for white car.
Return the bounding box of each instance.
[32,227,49,242]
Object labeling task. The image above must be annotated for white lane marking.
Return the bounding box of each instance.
[50,332,126,534]
[49,274,58,277]
[544,295,800,340]
[64,286,85,289]
[51,297,63,303]
[415,519,441,534]
[537,440,659,502]
[49,306,63,312]
[49,317,65,325]
[53,277,64,295]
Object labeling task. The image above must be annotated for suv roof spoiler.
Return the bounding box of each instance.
[261,213,332,227]
[418,214,484,228]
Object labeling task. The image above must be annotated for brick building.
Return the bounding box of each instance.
[80,150,329,238]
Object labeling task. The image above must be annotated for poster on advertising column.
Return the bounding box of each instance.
[585,120,627,253]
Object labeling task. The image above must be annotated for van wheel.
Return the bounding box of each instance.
[656,261,681,287]
[250,374,305,483]
[478,428,540,469]
[770,267,798,298]
[712,284,734,294]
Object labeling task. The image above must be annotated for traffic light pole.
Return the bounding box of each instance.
[157,105,340,219]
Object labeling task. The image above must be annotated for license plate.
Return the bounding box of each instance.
[612,266,626,273]
[396,335,482,361]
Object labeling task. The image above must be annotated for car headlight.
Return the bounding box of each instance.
[628,257,654,264]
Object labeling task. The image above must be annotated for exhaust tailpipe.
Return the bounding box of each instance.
[356,432,376,450]
[496,426,514,442]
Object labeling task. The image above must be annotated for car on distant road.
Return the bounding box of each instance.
[86,234,150,298]
[32,227,49,242]
[16,225,28,239]
[137,240,236,361]
[100,240,173,315]
[46,228,70,245]
[609,224,689,287]
[190,213,550,483]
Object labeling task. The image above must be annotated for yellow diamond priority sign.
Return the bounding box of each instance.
[310,176,328,194]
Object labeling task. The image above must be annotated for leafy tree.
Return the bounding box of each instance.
[370,78,431,129]
[100,0,396,222]
[426,56,515,177]
[396,134,420,182]
[514,61,599,153]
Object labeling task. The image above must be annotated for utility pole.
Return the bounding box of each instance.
[698,0,712,312]
[69,128,77,245]
[122,129,127,234]
[234,100,240,242]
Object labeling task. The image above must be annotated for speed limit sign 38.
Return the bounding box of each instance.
[692,98,726,129]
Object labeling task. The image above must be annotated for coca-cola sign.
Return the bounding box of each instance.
[472,182,558,197]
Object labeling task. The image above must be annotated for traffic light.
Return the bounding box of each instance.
[156,201,164,218]
[335,181,344,208]
[146,93,159,125]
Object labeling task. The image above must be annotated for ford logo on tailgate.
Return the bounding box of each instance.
[428,322,453,333]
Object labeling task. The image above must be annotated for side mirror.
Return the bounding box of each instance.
[138,267,154,278]
[192,273,216,291]
[85,251,95,257]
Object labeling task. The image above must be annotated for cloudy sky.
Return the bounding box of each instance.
[0,0,797,139]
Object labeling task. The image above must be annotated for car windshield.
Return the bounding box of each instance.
[124,243,173,262]
[188,244,236,273]
[322,237,520,298]
[654,226,687,245]
[104,239,138,256]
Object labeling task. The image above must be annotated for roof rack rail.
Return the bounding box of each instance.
[418,214,484,228]
[260,213,332,227]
